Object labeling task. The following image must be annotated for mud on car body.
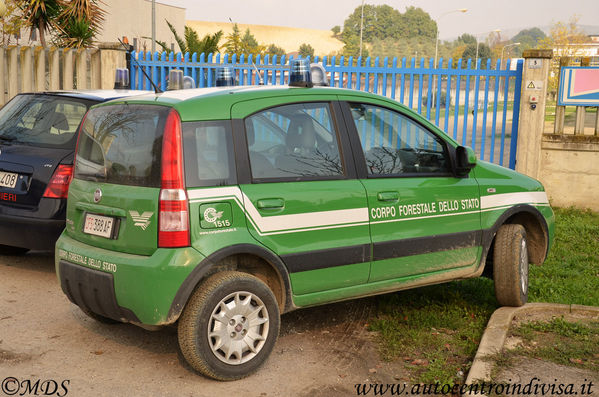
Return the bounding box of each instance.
[55,68,554,380]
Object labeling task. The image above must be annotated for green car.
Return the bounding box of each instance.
[55,68,554,381]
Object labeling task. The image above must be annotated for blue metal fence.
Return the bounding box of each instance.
[130,51,523,169]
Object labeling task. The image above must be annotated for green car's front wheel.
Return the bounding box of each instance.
[493,224,529,307]
[178,271,280,381]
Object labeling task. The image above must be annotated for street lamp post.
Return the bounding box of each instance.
[433,8,467,104]
[475,29,501,69]
[434,8,468,69]
[501,42,521,68]
[359,0,365,58]
[151,0,156,53]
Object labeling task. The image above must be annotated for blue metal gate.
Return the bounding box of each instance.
[130,51,523,169]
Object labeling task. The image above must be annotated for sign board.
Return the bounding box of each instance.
[528,59,542,69]
[558,67,599,106]
[526,80,543,90]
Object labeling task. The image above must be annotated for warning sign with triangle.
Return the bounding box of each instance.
[527,81,536,89]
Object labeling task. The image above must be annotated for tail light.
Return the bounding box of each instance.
[158,109,189,247]
[43,165,74,198]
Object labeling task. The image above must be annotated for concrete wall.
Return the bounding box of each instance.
[97,0,185,51]
[538,136,599,212]
[0,45,127,104]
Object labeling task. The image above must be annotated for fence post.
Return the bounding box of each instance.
[7,46,18,101]
[515,49,552,179]
[48,47,60,90]
[0,47,5,105]
[76,48,88,89]
[553,57,571,134]
[90,49,101,89]
[63,49,74,90]
[34,47,46,92]
[20,46,33,93]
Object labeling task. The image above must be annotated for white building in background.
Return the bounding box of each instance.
[97,0,185,51]
[1,0,185,50]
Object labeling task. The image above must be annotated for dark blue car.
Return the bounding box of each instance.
[0,90,147,253]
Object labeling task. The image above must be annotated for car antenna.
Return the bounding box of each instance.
[251,61,264,85]
[117,38,163,94]
[228,17,263,85]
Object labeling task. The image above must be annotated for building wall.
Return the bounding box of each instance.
[97,0,185,50]
[538,137,599,212]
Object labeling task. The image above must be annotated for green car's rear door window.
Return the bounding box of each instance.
[182,120,236,187]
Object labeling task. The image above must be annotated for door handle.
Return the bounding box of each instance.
[256,198,285,210]
[377,191,399,202]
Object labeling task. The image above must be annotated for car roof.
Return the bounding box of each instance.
[17,89,153,102]
[97,85,392,121]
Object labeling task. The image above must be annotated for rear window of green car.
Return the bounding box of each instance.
[75,104,168,187]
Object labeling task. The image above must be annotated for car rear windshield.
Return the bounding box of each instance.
[75,104,169,187]
[0,94,93,148]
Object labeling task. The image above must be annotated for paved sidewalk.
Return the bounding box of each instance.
[466,303,599,395]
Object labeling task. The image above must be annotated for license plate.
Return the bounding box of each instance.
[0,171,18,189]
[83,213,115,238]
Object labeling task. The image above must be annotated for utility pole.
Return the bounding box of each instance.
[151,0,156,53]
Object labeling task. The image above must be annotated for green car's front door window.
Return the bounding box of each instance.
[349,103,450,176]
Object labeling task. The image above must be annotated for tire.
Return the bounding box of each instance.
[0,244,29,255]
[178,271,280,381]
[493,224,529,307]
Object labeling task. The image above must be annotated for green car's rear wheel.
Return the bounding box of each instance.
[178,271,280,381]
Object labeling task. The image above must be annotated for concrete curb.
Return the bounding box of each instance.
[465,302,599,384]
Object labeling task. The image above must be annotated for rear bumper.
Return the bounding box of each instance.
[55,233,206,325]
[58,260,141,323]
[0,213,64,250]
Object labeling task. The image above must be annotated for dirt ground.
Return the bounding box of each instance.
[0,252,407,397]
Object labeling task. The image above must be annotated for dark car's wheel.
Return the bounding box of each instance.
[493,224,529,307]
[178,271,280,381]
[0,244,30,255]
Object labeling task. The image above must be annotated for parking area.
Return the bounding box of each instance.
[0,253,404,397]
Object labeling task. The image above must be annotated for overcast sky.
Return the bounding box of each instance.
[157,0,598,40]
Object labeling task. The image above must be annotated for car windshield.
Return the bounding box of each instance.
[0,94,93,148]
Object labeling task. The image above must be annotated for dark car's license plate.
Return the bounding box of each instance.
[0,171,18,188]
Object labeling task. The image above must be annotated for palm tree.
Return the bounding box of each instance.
[55,0,105,47]
[162,20,222,55]
[21,0,63,47]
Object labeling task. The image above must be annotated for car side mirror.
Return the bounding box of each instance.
[455,145,476,177]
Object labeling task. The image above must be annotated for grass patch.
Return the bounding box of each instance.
[529,207,599,306]
[509,317,599,372]
[370,207,599,384]
[369,277,496,384]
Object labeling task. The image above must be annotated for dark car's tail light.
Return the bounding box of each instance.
[158,109,190,248]
[43,165,74,199]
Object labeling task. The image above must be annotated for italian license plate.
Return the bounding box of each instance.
[0,171,18,189]
[83,213,115,238]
